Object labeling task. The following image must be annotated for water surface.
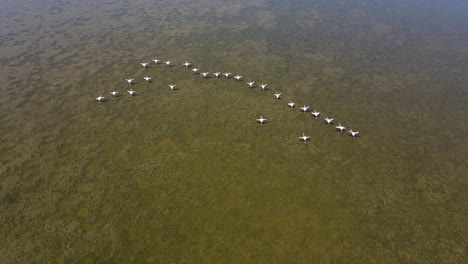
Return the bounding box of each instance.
[1,0,467,263]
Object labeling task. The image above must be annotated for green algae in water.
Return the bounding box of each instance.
[0,0,467,263]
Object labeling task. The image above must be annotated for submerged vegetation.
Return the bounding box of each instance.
[0,0,467,263]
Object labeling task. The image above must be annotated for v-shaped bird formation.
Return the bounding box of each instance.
[95,58,360,140]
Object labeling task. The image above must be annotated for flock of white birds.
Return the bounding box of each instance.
[95,58,360,140]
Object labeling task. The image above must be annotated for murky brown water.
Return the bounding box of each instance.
[1,0,467,263]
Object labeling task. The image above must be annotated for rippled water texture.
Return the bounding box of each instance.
[1,0,467,263]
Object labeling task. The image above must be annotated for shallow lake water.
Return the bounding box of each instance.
[1,0,467,263]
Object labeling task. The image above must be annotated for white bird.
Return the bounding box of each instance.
[311,110,320,118]
[124,78,134,85]
[164,60,172,66]
[183,61,191,68]
[336,123,346,132]
[110,90,119,97]
[143,76,152,82]
[288,101,295,108]
[300,105,310,112]
[152,58,160,64]
[260,83,268,91]
[256,116,267,125]
[140,62,149,68]
[192,68,199,74]
[234,75,242,82]
[324,117,334,124]
[349,129,360,138]
[213,72,221,78]
[223,72,231,78]
[247,81,255,88]
[96,95,105,102]
[274,93,282,100]
[201,72,209,78]
[168,84,176,91]
[299,133,310,142]
[127,89,136,96]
